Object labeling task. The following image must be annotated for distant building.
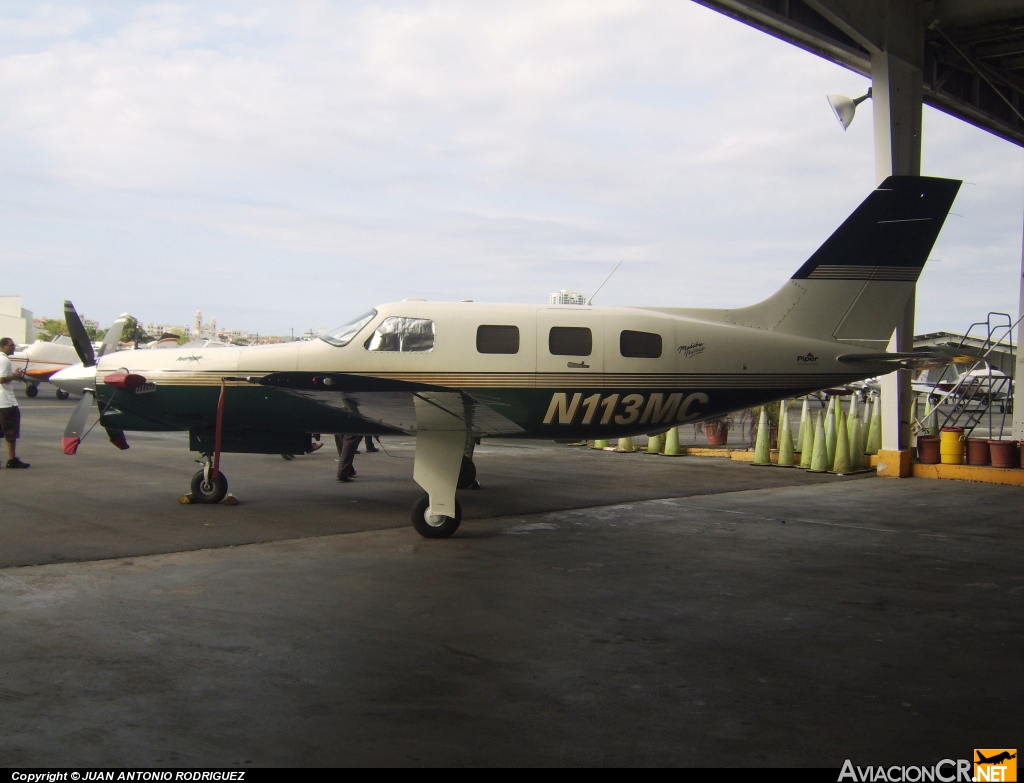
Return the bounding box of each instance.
[83,319,100,332]
[0,296,36,345]
[145,323,190,338]
[217,329,249,343]
[549,289,586,305]
[193,310,217,340]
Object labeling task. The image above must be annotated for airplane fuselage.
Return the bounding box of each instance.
[91,300,885,451]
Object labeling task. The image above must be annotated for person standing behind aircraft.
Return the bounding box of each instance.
[335,434,360,482]
[0,337,29,469]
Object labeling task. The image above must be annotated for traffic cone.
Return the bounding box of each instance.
[616,436,636,453]
[833,410,851,473]
[663,426,682,456]
[866,399,882,455]
[809,412,829,472]
[646,433,664,454]
[850,413,866,470]
[752,407,771,465]
[847,396,858,442]
[924,398,939,436]
[799,410,816,468]
[825,405,837,468]
[591,438,609,450]
[796,399,809,451]
[777,402,795,467]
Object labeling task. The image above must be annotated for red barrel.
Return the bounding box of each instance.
[917,435,941,464]
[966,438,991,466]
[988,440,1020,469]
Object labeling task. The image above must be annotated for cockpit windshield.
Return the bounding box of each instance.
[320,310,377,347]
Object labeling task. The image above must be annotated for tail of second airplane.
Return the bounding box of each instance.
[684,176,962,348]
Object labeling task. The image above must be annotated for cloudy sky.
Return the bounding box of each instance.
[1,1,1021,337]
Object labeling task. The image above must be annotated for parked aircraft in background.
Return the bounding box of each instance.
[60,176,968,538]
[11,315,127,399]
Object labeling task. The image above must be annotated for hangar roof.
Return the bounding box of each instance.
[696,0,1024,147]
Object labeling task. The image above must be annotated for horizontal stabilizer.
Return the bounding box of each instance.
[838,346,986,370]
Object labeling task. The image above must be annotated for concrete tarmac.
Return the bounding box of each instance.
[1,392,1021,766]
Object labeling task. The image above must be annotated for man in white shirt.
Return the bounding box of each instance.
[0,337,30,469]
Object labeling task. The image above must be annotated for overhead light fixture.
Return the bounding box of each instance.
[827,87,872,130]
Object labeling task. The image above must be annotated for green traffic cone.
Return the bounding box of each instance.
[646,433,664,454]
[809,412,829,472]
[592,438,609,450]
[799,410,816,468]
[825,406,837,468]
[847,396,858,442]
[777,402,795,467]
[833,411,852,473]
[663,427,681,456]
[752,407,771,465]
[850,414,865,470]
[616,436,636,453]
[924,398,938,436]
[866,400,882,455]
[796,399,809,452]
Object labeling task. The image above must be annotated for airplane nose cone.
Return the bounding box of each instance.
[50,364,97,397]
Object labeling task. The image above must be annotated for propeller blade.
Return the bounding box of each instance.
[64,300,96,368]
[97,313,128,358]
[62,392,94,455]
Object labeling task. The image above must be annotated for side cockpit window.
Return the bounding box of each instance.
[365,317,435,352]
[477,325,520,354]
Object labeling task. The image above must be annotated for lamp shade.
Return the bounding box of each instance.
[827,94,857,130]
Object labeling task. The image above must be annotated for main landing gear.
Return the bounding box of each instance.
[25,384,38,398]
[411,495,462,538]
[55,389,70,400]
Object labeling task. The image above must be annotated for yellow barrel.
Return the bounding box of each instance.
[939,427,965,465]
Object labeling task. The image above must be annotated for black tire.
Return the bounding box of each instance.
[411,495,461,539]
[281,454,295,460]
[25,384,38,398]
[55,389,70,400]
[191,470,228,504]
[456,456,477,489]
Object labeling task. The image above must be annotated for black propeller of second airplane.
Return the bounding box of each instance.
[61,300,129,455]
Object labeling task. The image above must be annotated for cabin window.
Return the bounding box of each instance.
[620,330,662,359]
[365,317,435,352]
[549,326,592,356]
[321,310,377,347]
[476,325,520,354]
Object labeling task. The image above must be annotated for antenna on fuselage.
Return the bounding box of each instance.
[587,260,623,306]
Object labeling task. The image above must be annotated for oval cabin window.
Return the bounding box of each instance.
[620,330,662,359]
[477,325,520,354]
[549,327,592,356]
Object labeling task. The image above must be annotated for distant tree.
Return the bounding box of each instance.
[120,315,151,345]
[37,319,69,341]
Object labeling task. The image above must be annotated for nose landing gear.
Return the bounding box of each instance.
[411,494,461,538]
[191,465,229,504]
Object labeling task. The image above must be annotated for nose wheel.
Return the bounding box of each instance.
[55,389,70,400]
[411,495,461,538]
[191,469,229,504]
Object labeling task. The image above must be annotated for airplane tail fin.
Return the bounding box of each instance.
[709,176,961,347]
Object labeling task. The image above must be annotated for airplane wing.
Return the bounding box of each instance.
[257,372,525,436]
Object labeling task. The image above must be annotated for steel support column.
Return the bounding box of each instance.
[872,50,922,458]
[1013,206,1024,440]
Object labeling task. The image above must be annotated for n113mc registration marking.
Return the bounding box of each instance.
[542,392,708,426]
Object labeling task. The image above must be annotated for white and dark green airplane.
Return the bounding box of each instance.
[61,175,962,538]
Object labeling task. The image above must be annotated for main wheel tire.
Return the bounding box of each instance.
[55,389,70,400]
[411,495,461,539]
[25,384,38,398]
[191,470,228,504]
[456,456,477,489]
